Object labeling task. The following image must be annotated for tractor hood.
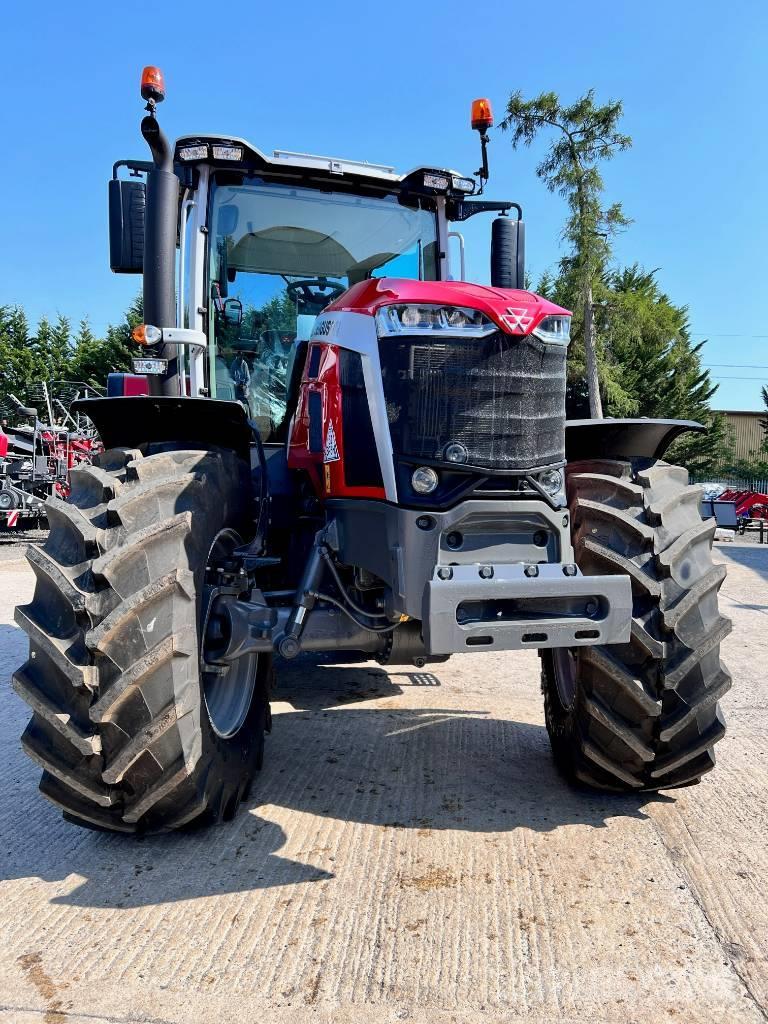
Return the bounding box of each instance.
[324,279,571,337]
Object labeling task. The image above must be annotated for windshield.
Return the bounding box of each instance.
[208,176,439,440]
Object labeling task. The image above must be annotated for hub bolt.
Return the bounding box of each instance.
[446,531,463,549]
[437,567,453,581]
[533,530,548,547]
[416,515,435,531]
[479,565,494,579]
[278,636,300,659]
[585,600,598,616]
[563,564,577,577]
[524,564,539,578]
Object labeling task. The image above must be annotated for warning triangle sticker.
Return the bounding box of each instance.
[324,421,340,463]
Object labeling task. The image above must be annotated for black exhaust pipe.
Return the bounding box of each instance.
[141,112,180,394]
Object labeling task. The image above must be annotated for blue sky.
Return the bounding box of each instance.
[2,0,766,409]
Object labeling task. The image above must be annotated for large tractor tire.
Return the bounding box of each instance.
[13,447,272,833]
[541,459,731,791]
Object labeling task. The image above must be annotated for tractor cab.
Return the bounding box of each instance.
[107,71,524,430]
[201,151,444,439]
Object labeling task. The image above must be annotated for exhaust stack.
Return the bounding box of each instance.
[139,67,181,395]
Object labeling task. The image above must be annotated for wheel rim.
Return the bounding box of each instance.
[552,647,577,710]
[200,529,258,739]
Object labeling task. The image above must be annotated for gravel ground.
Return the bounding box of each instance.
[0,531,47,562]
[0,541,765,1024]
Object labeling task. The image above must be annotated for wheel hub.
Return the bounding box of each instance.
[200,529,259,739]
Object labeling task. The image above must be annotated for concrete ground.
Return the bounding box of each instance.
[0,541,766,1024]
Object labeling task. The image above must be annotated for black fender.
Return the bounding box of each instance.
[71,396,253,461]
[565,418,705,463]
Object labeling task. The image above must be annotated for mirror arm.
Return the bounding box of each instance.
[112,159,153,181]
[449,200,521,223]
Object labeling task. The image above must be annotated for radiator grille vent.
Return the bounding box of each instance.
[378,331,566,470]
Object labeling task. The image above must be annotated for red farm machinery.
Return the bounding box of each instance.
[0,384,102,531]
[11,69,731,834]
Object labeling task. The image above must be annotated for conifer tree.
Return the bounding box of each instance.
[502,90,632,417]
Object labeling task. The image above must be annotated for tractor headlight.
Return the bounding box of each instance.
[376,304,496,337]
[532,315,571,346]
[444,442,468,464]
[538,468,564,495]
[411,466,439,494]
[535,468,566,506]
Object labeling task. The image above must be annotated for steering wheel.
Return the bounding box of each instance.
[286,278,346,314]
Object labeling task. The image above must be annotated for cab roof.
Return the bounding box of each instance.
[173,133,474,197]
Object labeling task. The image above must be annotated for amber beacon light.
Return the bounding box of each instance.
[471,98,494,132]
[141,65,166,103]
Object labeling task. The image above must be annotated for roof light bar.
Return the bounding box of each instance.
[451,175,475,193]
[212,144,244,161]
[423,172,450,190]
[179,144,208,161]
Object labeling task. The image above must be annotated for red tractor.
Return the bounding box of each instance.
[12,69,731,833]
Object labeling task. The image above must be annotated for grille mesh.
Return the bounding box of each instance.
[379,331,566,470]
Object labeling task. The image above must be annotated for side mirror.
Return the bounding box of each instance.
[223,298,243,327]
[490,215,525,290]
[109,178,146,274]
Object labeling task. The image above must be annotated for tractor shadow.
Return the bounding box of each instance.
[0,647,666,910]
[274,651,407,709]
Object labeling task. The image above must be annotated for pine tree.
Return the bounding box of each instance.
[501,90,632,417]
[69,297,140,385]
[605,266,730,470]
[50,314,74,378]
[1,297,143,421]
[0,305,38,420]
[27,314,72,380]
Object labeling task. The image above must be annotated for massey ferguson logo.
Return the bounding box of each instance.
[503,307,534,333]
[324,421,340,463]
[314,318,334,337]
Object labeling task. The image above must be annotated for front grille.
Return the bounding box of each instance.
[378,331,566,471]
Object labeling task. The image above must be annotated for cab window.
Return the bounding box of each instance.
[208,177,438,440]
